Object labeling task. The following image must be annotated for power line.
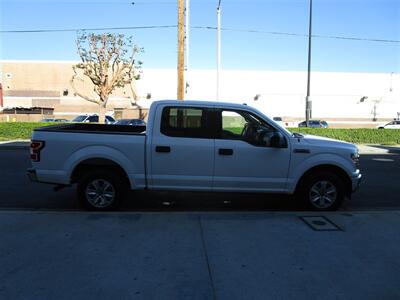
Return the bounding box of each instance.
[193,26,400,43]
[1,24,399,44]
[0,25,177,33]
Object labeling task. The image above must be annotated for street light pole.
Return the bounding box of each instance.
[305,0,313,124]
[216,0,222,101]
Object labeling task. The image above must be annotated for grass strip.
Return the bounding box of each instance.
[0,123,399,145]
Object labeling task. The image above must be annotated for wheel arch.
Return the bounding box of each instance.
[294,164,352,197]
[70,157,130,188]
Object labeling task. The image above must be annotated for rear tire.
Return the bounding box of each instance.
[77,170,127,211]
[297,172,345,211]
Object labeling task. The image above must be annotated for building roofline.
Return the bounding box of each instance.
[0,60,397,75]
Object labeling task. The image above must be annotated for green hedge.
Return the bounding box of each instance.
[289,128,400,145]
[0,122,52,141]
[0,123,399,145]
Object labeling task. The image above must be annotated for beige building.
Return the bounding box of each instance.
[0,60,145,121]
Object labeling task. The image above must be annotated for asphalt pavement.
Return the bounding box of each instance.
[0,144,399,211]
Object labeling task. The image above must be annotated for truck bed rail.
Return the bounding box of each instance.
[34,123,146,135]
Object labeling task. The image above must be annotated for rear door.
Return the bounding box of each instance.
[149,105,215,190]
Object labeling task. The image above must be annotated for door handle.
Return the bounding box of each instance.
[155,146,171,153]
[218,148,233,156]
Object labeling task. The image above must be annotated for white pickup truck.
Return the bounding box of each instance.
[28,100,362,211]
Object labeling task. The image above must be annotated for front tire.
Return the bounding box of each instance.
[77,170,126,211]
[298,172,345,211]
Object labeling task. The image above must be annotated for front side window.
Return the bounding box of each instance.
[161,107,211,138]
[219,110,278,147]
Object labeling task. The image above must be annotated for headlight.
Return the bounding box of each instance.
[351,151,360,168]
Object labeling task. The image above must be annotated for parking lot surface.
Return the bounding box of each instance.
[0,146,399,211]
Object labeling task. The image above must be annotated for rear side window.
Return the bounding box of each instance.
[161,107,212,138]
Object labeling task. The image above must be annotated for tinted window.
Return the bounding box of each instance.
[88,115,99,122]
[161,107,212,138]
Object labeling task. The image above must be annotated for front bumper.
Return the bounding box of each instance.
[27,168,38,182]
[351,169,362,192]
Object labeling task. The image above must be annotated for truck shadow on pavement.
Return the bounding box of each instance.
[119,190,305,212]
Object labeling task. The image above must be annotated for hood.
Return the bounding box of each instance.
[302,134,356,150]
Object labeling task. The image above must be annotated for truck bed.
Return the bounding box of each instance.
[34,123,146,135]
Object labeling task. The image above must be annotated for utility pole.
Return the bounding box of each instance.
[185,0,190,96]
[305,0,313,125]
[177,0,185,100]
[216,0,222,101]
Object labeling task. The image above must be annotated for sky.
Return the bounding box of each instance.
[0,0,399,73]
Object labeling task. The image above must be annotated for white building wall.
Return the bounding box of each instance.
[136,69,400,120]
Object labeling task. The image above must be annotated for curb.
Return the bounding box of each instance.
[0,208,399,215]
[357,144,400,154]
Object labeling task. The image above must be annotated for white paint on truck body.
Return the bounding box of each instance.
[31,100,361,195]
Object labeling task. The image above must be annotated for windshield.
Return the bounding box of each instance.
[106,116,115,123]
[72,115,87,122]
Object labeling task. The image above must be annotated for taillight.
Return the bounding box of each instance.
[30,140,45,162]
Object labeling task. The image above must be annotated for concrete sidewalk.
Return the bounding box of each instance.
[1,210,400,300]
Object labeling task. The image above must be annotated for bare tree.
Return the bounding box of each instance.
[71,32,143,123]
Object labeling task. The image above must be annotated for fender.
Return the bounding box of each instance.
[64,145,145,189]
[287,152,354,194]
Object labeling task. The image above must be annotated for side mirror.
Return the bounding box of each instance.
[270,132,287,148]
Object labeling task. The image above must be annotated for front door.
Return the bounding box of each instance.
[213,109,291,192]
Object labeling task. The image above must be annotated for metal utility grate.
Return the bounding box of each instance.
[299,216,342,231]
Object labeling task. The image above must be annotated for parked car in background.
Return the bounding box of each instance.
[114,119,146,126]
[298,120,329,128]
[377,120,400,129]
[71,114,115,124]
[40,118,69,123]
